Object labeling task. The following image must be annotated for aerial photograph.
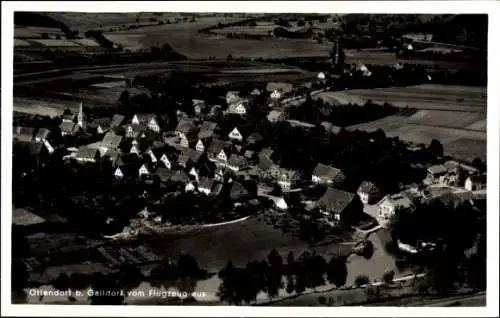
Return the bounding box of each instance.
[10,10,487,307]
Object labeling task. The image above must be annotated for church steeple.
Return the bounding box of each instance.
[77,98,86,129]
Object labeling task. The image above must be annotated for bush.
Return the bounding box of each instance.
[382,270,395,285]
[354,274,370,287]
[317,296,327,305]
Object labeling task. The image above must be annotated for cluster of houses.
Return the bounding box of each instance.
[13,80,487,229]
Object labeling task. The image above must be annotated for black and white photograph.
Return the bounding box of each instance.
[1,1,498,316]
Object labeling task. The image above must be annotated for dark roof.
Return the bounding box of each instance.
[207,139,231,154]
[198,121,218,139]
[199,177,214,190]
[248,132,264,143]
[313,163,344,180]
[171,171,190,183]
[34,128,51,140]
[13,140,44,156]
[75,147,100,160]
[59,121,76,133]
[259,148,274,159]
[90,117,111,129]
[135,113,156,124]
[228,154,246,167]
[266,82,293,93]
[176,119,197,134]
[316,188,356,214]
[116,163,140,177]
[182,148,202,163]
[62,113,75,122]
[154,167,176,182]
[101,132,123,149]
[13,126,35,141]
[358,181,381,195]
[427,164,448,175]
[116,153,141,166]
[110,114,125,128]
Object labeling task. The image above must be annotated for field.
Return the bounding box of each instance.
[339,84,486,161]
[343,84,486,112]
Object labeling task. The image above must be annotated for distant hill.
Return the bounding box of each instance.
[14,12,74,37]
[339,14,487,49]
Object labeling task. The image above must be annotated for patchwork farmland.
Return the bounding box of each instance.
[338,84,487,161]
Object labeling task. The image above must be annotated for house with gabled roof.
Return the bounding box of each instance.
[277,168,301,190]
[357,181,383,204]
[267,110,284,123]
[177,147,203,168]
[227,100,248,115]
[110,114,125,130]
[59,121,78,136]
[228,127,244,142]
[198,177,215,195]
[207,139,231,162]
[125,123,148,139]
[114,163,140,179]
[13,140,48,168]
[100,132,123,152]
[138,163,154,177]
[34,128,51,142]
[89,118,111,135]
[198,121,218,139]
[312,163,346,186]
[195,139,207,153]
[227,154,247,172]
[115,153,141,168]
[465,174,486,192]
[13,126,35,142]
[75,147,100,163]
[226,91,241,105]
[315,188,362,225]
[154,167,177,183]
[132,113,160,133]
[377,193,416,225]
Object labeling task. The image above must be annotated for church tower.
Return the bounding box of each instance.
[76,98,86,130]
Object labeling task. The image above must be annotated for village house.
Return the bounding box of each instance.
[425,164,450,185]
[267,110,284,123]
[13,126,36,142]
[227,99,248,115]
[228,127,244,142]
[177,147,203,169]
[277,168,301,190]
[59,121,78,136]
[198,177,215,195]
[198,121,218,140]
[110,114,125,130]
[154,167,177,183]
[34,128,51,142]
[131,113,160,133]
[315,188,363,225]
[100,132,123,154]
[251,88,261,96]
[114,163,140,179]
[207,139,232,163]
[357,181,383,204]
[266,82,293,99]
[227,154,247,172]
[192,99,206,115]
[175,119,198,147]
[59,101,87,136]
[465,174,486,191]
[226,91,241,105]
[75,147,100,163]
[195,139,207,153]
[138,163,154,177]
[89,118,111,135]
[312,163,346,186]
[115,153,141,168]
[125,124,147,139]
[377,193,416,225]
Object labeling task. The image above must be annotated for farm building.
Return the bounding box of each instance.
[315,188,363,225]
[357,181,383,205]
[312,163,346,186]
[377,193,416,225]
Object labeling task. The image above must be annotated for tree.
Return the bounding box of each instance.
[428,139,444,158]
[297,19,306,27]
[326,256,348,288]
[227,54,233,61]
[472,157,486,172]
[382,270,395,285]
[354,274,370,287]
